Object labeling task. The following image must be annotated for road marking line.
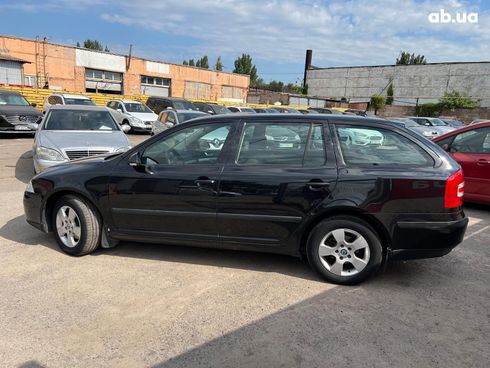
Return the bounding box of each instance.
[464,225,490,241]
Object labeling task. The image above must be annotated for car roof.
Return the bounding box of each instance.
[56,93,91,99]
[48,105,109,111]
[0,89,22,96]
[148,96,188,101]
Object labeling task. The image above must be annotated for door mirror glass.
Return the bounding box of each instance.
[31,102,37,108]
[441,143,449,152]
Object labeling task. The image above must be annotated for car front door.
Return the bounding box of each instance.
[108,121,235,244]
[216,119,337,252]
[449,126,490,203]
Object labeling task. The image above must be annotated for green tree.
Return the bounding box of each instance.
[440,91,479,109]
[76,42,80,47]
[386,83,394,105]
[370,94,385,115]
[104,45,110,52]
[233,54,258,85]
[83,39,104,51]
[183,60,189,66]
[188,59,195,67]
[199,56,209,69]
[396,51,427,65]
[215,56,223,71]
[196,59,201,67]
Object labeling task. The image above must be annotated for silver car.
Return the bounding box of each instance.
[33,105,131,173]
[151,109,208,135]
[407,117,455,135]
[390,117,440,139]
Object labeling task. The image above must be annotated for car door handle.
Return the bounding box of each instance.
[477,159,490,165]
[195,177,216,185]
[306,180,331,191]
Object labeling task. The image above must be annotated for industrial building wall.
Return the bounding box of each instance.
[306,63,490,107]
[0,35,249,101]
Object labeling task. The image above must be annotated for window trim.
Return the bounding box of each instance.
[331,122,437,169]
[233,120,328,167]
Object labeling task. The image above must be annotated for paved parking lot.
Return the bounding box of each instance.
[0,134,489,368]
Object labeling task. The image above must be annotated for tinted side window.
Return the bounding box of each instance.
[237,122,322,166]
[336,125,433,166]
[142,123,231,166]
[451,127,490,153]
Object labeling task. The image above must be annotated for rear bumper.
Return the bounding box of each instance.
[390,217,468,261]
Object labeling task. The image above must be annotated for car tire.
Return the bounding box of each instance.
[306,216,383,285]
[52,195,101,256]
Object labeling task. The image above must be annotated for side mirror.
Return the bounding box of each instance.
[441,143,449,152]
[122,124,131,133]
[117,108,123,113]
[425,122,430,126]
[31,103,37,108]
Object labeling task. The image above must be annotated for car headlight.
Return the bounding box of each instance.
[26,180,34,193]
[36,146,65,161]
[128,116,145,127]
[114,146,132,153]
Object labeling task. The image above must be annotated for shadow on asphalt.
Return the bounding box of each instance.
[15,150,35,184]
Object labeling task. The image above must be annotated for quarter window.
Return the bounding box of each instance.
[142,123,231,166]
[451,127,490,153]
[237,122,325,166]
[336,125,433,166]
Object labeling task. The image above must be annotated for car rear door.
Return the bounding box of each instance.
[216,118,337,252]
[449,126,490,202]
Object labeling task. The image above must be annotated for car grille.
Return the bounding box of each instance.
[4,115,42,124]
[65,150,110,160]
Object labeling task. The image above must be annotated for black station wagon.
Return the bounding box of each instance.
[24,114,468,284]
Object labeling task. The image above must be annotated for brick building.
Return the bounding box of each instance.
[0,35,249,102]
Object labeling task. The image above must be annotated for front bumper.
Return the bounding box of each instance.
[130,124,152,133]
[23,191,46,232]
[33,156,67,174]
[389,217,469,260]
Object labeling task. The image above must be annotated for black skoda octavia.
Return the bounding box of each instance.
[24,114,468,284]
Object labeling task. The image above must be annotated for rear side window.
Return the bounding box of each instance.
[237,122,325,166]
[451,127,490,153]
[336,125,433,167]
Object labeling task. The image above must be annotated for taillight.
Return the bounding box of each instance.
[444,169,464,208]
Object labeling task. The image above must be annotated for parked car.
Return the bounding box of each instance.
[433,121,490,205]
[308,108,342,114]
[43,93,95,112]
[390,118,440,139]
[0,89,42,135]
[194,102,231,115]
[299,109,319,114]
[151,109,208,135]
[253,107,280,113]
[440,118,464,129]
[273,107,302,114]
[24,115,468,285]
[146,96,197,114]
[408,117,455,135]
[227,106,256,114]
[106,100,157,133]
[32,105,131,173]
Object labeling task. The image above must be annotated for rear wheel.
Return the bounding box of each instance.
[53,195,101,256]
[306,216,383,284]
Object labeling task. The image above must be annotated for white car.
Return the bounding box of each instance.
[43,93,95,112]
[227,106,257,114]
[106,100,158,133]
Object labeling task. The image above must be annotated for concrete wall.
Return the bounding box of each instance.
[0,35,249,100]
[375,105,490,124]
[307,62,490,107]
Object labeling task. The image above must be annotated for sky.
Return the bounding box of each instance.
[0,0,488,83]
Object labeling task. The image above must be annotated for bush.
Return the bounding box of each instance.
[370,94,385,114]
[440,91,478,109]
[415,103,443,117]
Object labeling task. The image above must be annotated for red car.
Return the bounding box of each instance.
[433,121,490,205]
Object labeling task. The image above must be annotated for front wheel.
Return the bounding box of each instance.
[306,216,383,285]
[53,195,101,256]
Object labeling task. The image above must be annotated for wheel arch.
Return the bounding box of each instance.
[43,189,102,232]
[298,207,392,257]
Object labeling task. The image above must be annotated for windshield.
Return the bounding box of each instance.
[430,118,447,126]
[177,112,206,122]
[43,110,119,131]
[124,102,153,113]
[64,98,95,106]
[241,108,256,113]
[0,93,30,106]
[174,101,197,110]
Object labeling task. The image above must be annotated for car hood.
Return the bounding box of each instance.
[128,112,158,121]
[39,131,130,152]
[434,126,455,134]
[0,105,42,116]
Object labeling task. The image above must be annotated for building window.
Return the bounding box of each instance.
[141,75,171,87]
[24,75,37,87]
[222,85,244,100]
[85,68,123,94]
